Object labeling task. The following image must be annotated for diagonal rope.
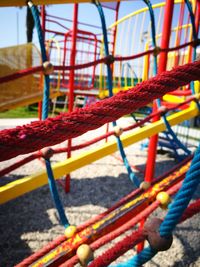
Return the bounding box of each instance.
[94,0,140,187]
[29,1,69,228]
[113,144,200,266]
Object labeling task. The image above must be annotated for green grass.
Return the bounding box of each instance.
[0,106,38,118]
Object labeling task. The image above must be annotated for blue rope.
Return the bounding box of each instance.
[143,0,191,158]
[29,2,69,229]
[117,137,140,187]
[143,0,157,76]
[113,144,200,266]
[160,144,200,237]
[94,0,140,187]
[184,0,198,41]
[121,63,138,87]
[28,1,50,120]
[110,3,200,266]
[162,116,191,157]
[111,246,156,267]
[45,159,70,228]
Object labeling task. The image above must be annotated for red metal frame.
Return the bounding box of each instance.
[64,4,79,192]
[145,0,175,182]
[62,29,98,91]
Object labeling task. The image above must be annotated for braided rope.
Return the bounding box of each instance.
[94,0,140,187]
[45,159,69,228]
[28,2,50,120]
[0,41,197,86]
[17,196,200,267]
[116,145,200,266]
[15,235,67,267]
[16,157,192,266]
[29,2,70,229]
[61,189,170,266]
[185,0,198,41]
[162,115,191,157]
[111,197,200,267]
[89,180,182,267]
[145,0,191,160]
[0,60,200,162]
[0,95,195,176]
[112,247,156,267]
[89,231,146,267]
[160,145,200,237]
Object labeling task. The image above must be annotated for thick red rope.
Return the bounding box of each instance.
[0,96,194,176]
[180,198,200,222]
[83,182,183,267]
[15,235,67,267]
[0,95,194,176]
[0,60,200,162]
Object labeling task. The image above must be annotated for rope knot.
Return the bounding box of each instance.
[157,106,168,116]
[192,39,200,47]
[105,55,115,65]
[113,126,123,137]
[43,61,54,75]
[41,147,54,159]
[143,217,173,251]
[153,46,161,56]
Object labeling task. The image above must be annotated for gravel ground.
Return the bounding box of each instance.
[0,118,199,267]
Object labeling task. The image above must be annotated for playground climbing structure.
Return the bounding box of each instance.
[0,0,200,266]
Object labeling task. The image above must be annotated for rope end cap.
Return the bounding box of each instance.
[156,192,171,209]
[139,181,151,190]
[64,225,77,239]
[77,244,94,267]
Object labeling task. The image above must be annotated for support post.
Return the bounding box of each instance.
[145,0,175,182]
[65,3,79,192]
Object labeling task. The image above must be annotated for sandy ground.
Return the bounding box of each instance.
[0,118,199,267]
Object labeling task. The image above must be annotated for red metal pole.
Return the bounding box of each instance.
[195,0,200,40]
[65,3,79,192]
[145,0,175,182]
[137,1,175,252]
[68,4,78,113]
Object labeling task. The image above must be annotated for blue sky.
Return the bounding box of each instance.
[0,0,162,48]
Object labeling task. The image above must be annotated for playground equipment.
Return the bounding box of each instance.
[0,0,200,266]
